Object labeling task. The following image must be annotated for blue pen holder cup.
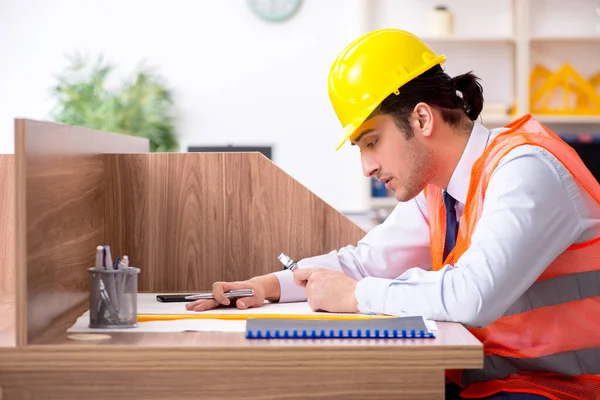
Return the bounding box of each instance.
[88,267,141,329]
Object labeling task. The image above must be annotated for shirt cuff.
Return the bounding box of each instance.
[297,250,344,272]
[271,269,306,303]
[271,251,344,303]
[355,277,393,314]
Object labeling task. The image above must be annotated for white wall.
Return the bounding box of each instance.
[0,0,369,212]
[371,0,515,107]
[4,0,593,212]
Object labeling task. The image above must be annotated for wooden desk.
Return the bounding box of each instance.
[0,123,484,399]
[0,314,482,399]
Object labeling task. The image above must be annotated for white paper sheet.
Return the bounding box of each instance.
[137,293,356,316]
[139,293,438,329]
[67,313,246,333]
[426,320,438,330]
[67,315,437,333]
[68,293,438,333]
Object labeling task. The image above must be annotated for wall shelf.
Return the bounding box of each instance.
[534,115,600,124]
[362,0,600,211]
[480,114,600,125]
[480,113,514,125]
[530,36,600,43]
[420,36,515,44]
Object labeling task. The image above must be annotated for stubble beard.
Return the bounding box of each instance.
[394,142,436,202]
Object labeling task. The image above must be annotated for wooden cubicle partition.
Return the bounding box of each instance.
[0,154,15,347]
[14,119,149,345]
[105,153,366,292]
[1,120,484,399]
[0,154,14,295]
[15,119,366,343]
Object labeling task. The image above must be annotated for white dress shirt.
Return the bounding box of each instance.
[272,121,600,327]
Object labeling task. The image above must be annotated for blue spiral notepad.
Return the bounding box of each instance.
[245,316,434,339]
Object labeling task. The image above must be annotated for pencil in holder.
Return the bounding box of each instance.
[88,266,140,329]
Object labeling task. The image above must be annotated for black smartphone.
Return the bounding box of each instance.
[156,289,254,303]
[156,294,195,303]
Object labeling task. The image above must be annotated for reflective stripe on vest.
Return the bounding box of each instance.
[502,269,600,318]
[462,347,600,386]
[425,114,600,399]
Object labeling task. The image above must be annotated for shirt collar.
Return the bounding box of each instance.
[445,121,491,205]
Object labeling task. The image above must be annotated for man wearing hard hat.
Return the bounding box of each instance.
[188,29,600,399]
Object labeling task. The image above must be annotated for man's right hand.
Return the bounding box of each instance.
[185,274,280,312]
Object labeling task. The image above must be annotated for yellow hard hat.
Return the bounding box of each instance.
[328,29,447,150]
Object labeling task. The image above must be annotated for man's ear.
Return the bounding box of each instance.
[410,103,434,138]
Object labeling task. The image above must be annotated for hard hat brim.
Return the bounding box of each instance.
[334,54,447,151]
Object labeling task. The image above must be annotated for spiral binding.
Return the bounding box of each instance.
[246,328,435,339]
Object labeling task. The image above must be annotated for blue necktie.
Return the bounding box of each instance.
[443,191,459,260]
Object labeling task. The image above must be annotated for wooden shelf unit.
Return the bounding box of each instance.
[365,0,600,210]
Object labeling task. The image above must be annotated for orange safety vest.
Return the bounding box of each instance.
[424,114,600,400]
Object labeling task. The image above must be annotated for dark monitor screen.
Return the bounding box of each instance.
[561,137,600,183]
[188,146,272,160]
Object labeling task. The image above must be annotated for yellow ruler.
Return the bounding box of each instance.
[137,313,393,322]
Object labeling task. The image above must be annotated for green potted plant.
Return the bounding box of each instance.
[50,53,179,152]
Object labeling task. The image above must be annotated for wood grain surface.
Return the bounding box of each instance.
[3,121,486,399]
[15,119,149,345]
[105,153,366,292]
[0,321,482,399]
[0,294,15,347]
[0,367,444,399]
[49,322,482,352]
[0,154,14,295]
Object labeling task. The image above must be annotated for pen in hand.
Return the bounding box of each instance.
[278,253,298,271]
[278,253,308,287]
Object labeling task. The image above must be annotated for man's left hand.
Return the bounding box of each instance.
[293,268,359,313]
